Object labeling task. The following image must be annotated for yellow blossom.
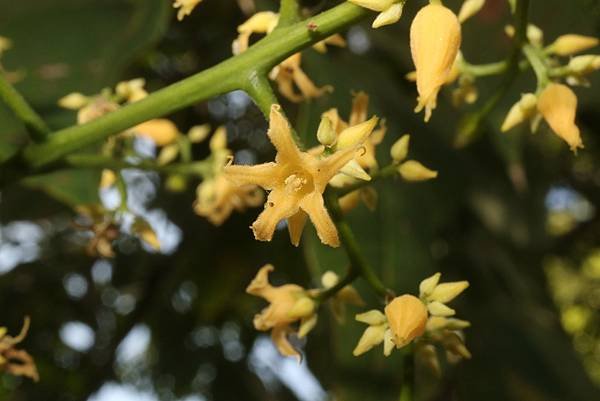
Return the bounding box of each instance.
[225,105,375,247]
[0,317,39,382]
[548,34,599,56]
[269,53,332,102]
[384,294,428,348]
[173,0,203,21]
[348,0,405,28]
[246,265,316,361]
[537,83,583,152]
[410,4,461,122]
[134,119,180,146]
[58,92,89,110]
[390,134,410,163]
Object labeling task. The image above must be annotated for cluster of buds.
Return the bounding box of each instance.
[314,92,383,212]
[353,272,469,361]
[193,127,264,225]
[0,317,39,382]
[246,265,362,361]
[224,104,377,247]
[502,30,598,152]
[390,134,438,182]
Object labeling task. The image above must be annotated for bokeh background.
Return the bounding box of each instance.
[1,0,600,400]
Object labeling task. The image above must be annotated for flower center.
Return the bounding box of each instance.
[284,172,313,196]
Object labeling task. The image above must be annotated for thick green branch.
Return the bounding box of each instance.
[21,3,368,170]
[0,71,49,142]
[325,190,393,300]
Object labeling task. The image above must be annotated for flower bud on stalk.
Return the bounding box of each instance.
[410,4,461,122]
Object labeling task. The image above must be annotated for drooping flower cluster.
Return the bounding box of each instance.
[0,317,39,382]
[501,32,599,152]
[353,272,470,360]
[246,265,362,361]
[224,104,377,247]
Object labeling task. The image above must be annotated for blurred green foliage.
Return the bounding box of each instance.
[1,0,600,401]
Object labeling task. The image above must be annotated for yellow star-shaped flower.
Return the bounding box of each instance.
[224,104,376,247]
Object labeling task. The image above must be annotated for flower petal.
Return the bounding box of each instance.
[252,189,300,242]
[271,325,302,363]
[224,162,279,190]
[287,210,308,247]
[315,147,358,190]
[268,105,304,163]
[299,192,339,247]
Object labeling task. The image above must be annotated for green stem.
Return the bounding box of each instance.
[63,154,211,177]
[21,3,368,169]
[0,71,49,142]
[454,0,530,148]
[277,0,301,28]
[325,190,393,300]
[522,43,549,91]
[399,352,415,401]
[245,71,279,118]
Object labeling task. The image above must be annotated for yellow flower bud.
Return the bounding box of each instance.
[390,134,410,163]
[356,310,387,326]
[340,159,371,181]
[58,92,89,110]
[427,301,456,317]
[505,24,544,47]
[384,294,428,348]
[353,324,387,356]
[348,0,395,11]
[398,160,438,182]
[568,55,600,75]
[288,296,316,319]
[548,34,599,56]
[135,119,179,146]
[209,126,228,152]
[383,328,394,356]
[410,4,461,122]
[372,3,404,28]
[501,93,538,132]
[317,115,337,147]
[427,281,469,303]
[419,272,441,298]
[336,116,379,149]
[99,169,117,189]
[458,0,485,23]
[537,83,583,152]
[157,144,180,166]
[0,36,12,56]
[187,124,211,143]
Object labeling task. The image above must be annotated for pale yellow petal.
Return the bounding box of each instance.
[224,162,279,190]
[271,325,302,362]
[268,105,303,164]
[252,189,300,241]
[299,192,339,247]
[287,210,308,247]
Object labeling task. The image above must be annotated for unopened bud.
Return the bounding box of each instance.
[427,301,456,317]
[419,272,441,298]
[188,124,211,143]
[427,281,469,303]
[317,116,337,147]
[390,134,410,162]
[372,2,404,28]
[355,310,387,326]
[58,92,89,109]
[337,116,378,149]
[384,295,428,348]
[568,55,600,75]
[398,160,438,181]
[458,0,485,23]
[209,127,228,152]
[353,324,386,356]
[549,34,599,56]
[501,93,537,132]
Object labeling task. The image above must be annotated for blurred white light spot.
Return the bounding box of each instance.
[60,321,95,352]
[63,273,88,299]
[114,294,136,315]
[0,221,44,273]
[348,27,370,54]
[116,324,151,365]
[91,260,113,285]
[249,337,327,401]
